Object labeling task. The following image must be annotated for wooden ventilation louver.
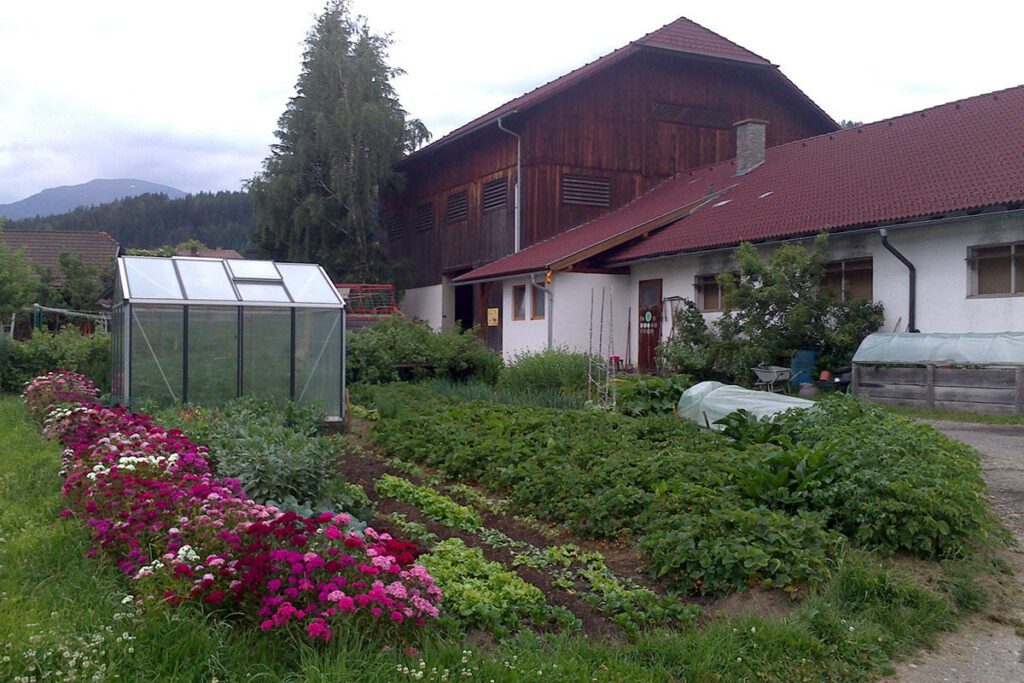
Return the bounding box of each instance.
[386,215,404,240]
[482,178,508,213]
[446,191,468,224]
[415,202,434,232]
[561,174,611,207]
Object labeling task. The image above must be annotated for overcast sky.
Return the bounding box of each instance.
[2,1,1022,204]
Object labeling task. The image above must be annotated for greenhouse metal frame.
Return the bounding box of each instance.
[111,256,346,419]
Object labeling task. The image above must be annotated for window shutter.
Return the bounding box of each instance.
[415,202,434,232]
[386,215,404,240]
[561,174,611,207]
[446,191,468,224]
[482,178,508,213]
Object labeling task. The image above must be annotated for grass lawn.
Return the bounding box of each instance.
[0,390,1015,682]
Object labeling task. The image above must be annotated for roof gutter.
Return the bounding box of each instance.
[607,207,1024,268]
[879,228,917,333]
[497,114,522,253]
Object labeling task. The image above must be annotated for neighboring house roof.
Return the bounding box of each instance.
[455,84,1024,282]
[176,247,244,260]
[1,229,120,283]
[402,17,835,165]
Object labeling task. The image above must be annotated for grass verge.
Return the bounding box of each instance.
[881,404,1024,427]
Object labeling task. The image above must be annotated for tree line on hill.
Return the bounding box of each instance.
[8,191,254,251]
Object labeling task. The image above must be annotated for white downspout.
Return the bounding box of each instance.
[497,115,522,253]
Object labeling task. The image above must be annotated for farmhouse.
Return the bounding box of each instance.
[390,16,1024,369]
[384,16,837,352]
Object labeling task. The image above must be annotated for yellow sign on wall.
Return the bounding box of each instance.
[487,307,499,327]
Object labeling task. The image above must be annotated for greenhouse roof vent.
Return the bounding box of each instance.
[115,255,345,308]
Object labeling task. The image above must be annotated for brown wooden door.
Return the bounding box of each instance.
[477,282,502,355]
[638,279,662,373]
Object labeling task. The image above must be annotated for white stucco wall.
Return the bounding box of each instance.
[550,272,631,359]
[498,272,630,362]
[399,283,445,330]
[501,277,551,361]
[624,213,1024,366]
[868,215,1024,334]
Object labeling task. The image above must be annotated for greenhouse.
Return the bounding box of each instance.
[111,256,346,418]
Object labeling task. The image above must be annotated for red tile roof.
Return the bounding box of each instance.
[636,16,769,64]
[1,229,120,283]
[455,84,1024,282]
[452,170,724,281]
[608,84,1024,263]
[402,17,830,165]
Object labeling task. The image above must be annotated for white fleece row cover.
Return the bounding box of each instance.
[853,332,1024,366]
[676,381,815,431]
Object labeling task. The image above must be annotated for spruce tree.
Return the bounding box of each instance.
[248,0,429,282]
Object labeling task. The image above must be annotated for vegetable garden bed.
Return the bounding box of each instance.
[1,373,1017,682]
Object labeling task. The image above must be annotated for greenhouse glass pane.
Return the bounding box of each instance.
[278,264,341,304]
[124,258,183,299]
[188,307,238,407]
[295,309,341,417]
[237,282,291,302]
[175,259,238,301]
[228,260,281,281]
[130,306,183,408]
[242,308,291,402]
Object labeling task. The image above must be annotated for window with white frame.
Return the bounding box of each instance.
[512,285,527,320]
[969,243,1024,296]
[531,285,545,319]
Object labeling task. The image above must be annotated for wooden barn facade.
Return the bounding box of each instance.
[383,17,837,349]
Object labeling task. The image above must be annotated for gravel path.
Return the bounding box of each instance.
[887,420,1024,683]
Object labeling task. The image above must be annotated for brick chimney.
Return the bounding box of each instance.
[733,119,768,176]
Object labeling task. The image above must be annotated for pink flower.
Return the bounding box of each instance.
[307,618,332,641]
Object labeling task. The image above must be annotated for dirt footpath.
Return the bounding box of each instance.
[888,421,1024,683]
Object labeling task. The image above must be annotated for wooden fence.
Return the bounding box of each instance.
[853,364,1024,415]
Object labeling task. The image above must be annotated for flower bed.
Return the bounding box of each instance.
[25,371,441,642]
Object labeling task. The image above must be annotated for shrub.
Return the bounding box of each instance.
[347,316,500,385]
[499,348,593,396]
[615,374,693,416]
[1,327,111,392]
[658,235,885,384]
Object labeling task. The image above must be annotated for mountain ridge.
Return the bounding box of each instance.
[0,178,187,220]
